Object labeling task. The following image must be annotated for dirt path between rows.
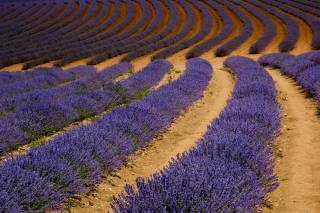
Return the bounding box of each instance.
[68,60,234,212]
[265,68,320,213]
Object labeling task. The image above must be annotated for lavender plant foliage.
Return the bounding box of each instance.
[258,53,295,68]
[0,66,96,100]
[259,52,320,102]
[0,119,29,152]
[0,2,40,34]
[112,57,280,212]
[215,0,253,57]
[0,163,64,212]
[14,102,79,138]
[298,51,320,64]
[0,58,212,211]
[293,0,320,9]
[64,65,97,79]
[0,71,29,85]
[47,0,155,66]
[277,0,320,17]
[118,60,173,98]
[1,0,80,44]
[0,1,54,35]
[280,58,317,78]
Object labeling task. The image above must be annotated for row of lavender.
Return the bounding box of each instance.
[259,51,320,101]
[113,56,281,212]
[0,58,212,212]
[0,66,97,99]
[0,60,175,155]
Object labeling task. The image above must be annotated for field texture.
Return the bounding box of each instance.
[0,0,320,212]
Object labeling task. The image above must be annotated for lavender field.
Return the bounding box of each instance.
[0,0,320,212]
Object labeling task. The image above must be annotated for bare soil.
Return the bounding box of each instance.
[265,69,320,213]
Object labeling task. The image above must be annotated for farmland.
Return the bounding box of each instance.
[0,0,320,212]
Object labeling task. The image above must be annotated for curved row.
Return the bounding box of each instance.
[292,0,320,9]
[0,66,96,99]
[298,51,320,64]
[0,1,75,44]
[259,52,320,102]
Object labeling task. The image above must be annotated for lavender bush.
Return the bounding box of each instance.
[259,52,320,101]
[298,51,320,64]
[0,66,96,99]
